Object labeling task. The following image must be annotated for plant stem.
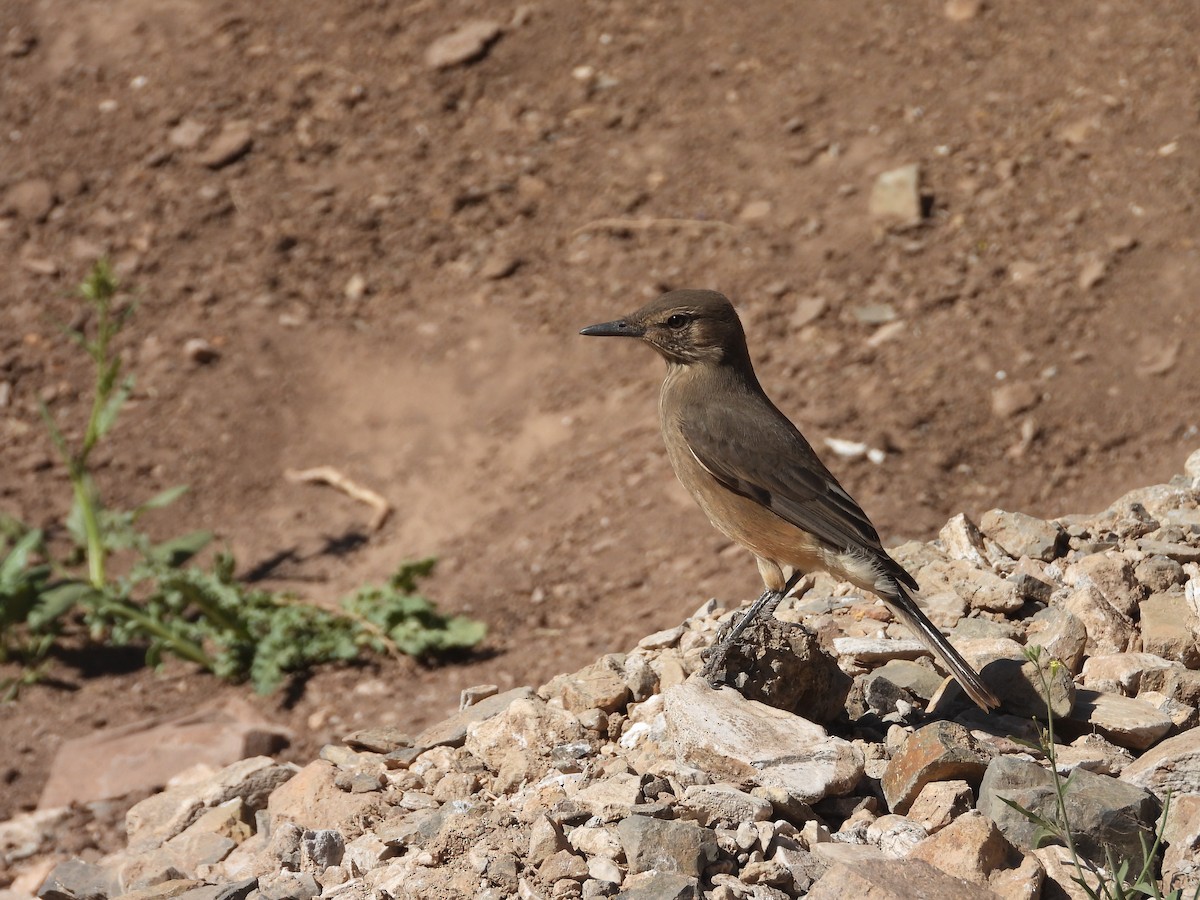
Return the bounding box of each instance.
[98,597,213,668]
[71,471,106,589]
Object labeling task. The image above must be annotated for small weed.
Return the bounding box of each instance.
[0,261,485,695]
[1002,645,1198,900]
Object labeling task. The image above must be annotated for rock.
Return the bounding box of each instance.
[616,815,715,877]
[466,695,591,790]
[424,20,503,69]
[1023,606,1088,674]
[1160,794,1200,893]
[198,121,253,169]
[614,871,699,900]
[944,0,983,21]
[707,617,850,724]
[541,657,632,714]
[168,119,208,150]
[37,859,119,900]
[864,659,947,703]
[4,179,55,221]
[1061,584,1139,655]
[528,816,569,866]
[971,649,1074,720]
[1121,727,1200,798]
[539,848,588,882]
[790,296,828,329]
[881,721,990,814]
[300,829,345,871]
[258,871,319,900]
[1033,846,1104,899]
[1137,689,1198,731]
[832,637,928,665]
[938,514,994,567]
[567,824,623,860]
[677,783,772,828]
[1138,666,1200,707]
[183,338,219,364]
[126,757,297,850]
[806,856,999,899]
[663,678,864,805]
[341,726,413,754]
[40,699,291,810]
[977,755,1160,872]
[919,560,1023,613]
[638,627,684,650]
[979,510,1065,562]
[575,773,643,821]
[265,761,388,836]
[1055,734,1133,777]
[991,383,1040,421]
[1063,554,1141,617]
[1080,652,1180,695]
[910,811,1043,900]
[416,686,535,749]
[906,780,974,834]
[1137,539,1200,564]
[1139,592,1200,667]
[1065,689,1173,751]
[1133,555,1186,592]
[866,814,929,857]
[868,164,922,226]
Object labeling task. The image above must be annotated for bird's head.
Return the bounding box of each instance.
[580,289,750,367]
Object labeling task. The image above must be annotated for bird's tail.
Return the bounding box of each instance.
[887,583,1000,711]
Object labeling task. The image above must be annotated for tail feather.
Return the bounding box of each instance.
[884,583,1000,711]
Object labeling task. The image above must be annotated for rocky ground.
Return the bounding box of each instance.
[5,457,1200,899]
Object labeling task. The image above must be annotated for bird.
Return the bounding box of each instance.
[580,289,999,711]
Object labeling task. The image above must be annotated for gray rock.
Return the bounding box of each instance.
[1138,666,1200,707]
[1137,539,1200,563]
[974,650,1074,720]
[300,829,344,872]
[663,678,864,805]
[614,871,699,900]
[424,20,503,69]
[864,659,946,702]
[979,509,1066,562]
[677,783,772,828]
[37,859,118,900]
[978,755,1160,872]
[1134,555,1186,592]
[416,686,535,749]
[616,815,715,877]
[1121,727,1200,799]
[1065,689,1173,751]
[176,878,256,900]
[831,637,928,665]
[257,871,319,900]
[706,616,849,724]
[881,721,990,814]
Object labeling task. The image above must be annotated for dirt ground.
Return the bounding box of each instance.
[1,0,1199,836]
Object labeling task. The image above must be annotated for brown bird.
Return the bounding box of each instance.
[581,289,998,711]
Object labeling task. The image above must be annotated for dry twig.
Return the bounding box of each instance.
[284,466,392,531]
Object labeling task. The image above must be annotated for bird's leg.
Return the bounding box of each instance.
[702,570,805,684]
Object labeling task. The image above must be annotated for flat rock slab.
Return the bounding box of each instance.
[882,720,990,814]
[39,698,292,810]
[1064,689,1173,751]
[663,677,863,805]
[414,686,535,749]
[806,856,1001,899]
[1121,727,1200,799]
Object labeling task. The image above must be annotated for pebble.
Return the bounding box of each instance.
[198,122,254,169]
[868,164,922,225]
[3,178,55,221]
[425,21,503,69]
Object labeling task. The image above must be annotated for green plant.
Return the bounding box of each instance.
[1001,645,1197,900]
[0,261,486,695]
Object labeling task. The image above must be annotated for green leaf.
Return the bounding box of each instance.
[138,485,190,512]
[0,529,43,585]
[997,796,1061,834]
[148,531,213,567]
[94,374,134,440]
[28,582,98,630]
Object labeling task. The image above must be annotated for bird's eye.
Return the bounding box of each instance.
[666,314,689,329]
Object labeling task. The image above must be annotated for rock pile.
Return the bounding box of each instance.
[11,453,1200,899]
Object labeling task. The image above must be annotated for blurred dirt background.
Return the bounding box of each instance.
[1,0,1198,829]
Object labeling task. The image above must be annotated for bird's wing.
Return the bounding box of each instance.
[681,392,919,591]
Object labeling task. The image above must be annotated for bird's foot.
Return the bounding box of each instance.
[701,589,781,686]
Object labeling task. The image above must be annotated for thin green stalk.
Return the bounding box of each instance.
[97,597,213,668]
[71,472,106,589]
